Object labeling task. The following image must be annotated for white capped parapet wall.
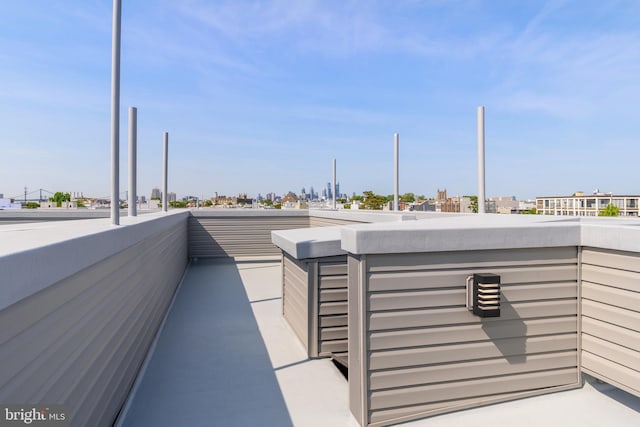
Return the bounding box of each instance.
[272,214,640,427]
[189,209,432,259]
[0,211,189,427]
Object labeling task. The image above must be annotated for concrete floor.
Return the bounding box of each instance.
[117,259,639,427]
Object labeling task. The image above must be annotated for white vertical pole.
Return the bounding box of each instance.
[477,106,486,214]
[332,159,337,210]
[394,133,399,211]
[128,107,137,217]
[162,132,168,212]
[110,0,122,225]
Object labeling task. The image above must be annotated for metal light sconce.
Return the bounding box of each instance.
[466,273,501,317]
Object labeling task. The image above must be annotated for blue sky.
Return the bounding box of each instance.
[1,0,639,200]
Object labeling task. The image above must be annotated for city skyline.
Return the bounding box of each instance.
[2,1,640,200]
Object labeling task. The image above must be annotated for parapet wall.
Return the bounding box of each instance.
[0,212,189,427]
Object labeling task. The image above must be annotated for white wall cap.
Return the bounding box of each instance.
[0,211,189,311]
[271,226,345,259]
[340,215,584,254]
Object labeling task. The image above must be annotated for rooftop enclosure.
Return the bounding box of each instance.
[1,210,639,426]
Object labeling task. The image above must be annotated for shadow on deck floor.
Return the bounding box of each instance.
[117,259,293,427]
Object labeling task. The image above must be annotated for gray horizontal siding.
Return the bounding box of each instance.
[0,219,188,427]
[309,217,362,227]
[188,216,309,258]
[581,247,640,397]
[354,247,580,426]
[317,258,348,357]
[282,254,309,352]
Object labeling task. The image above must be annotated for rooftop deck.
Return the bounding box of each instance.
[1,209,639,426]
[116,259,357,427]
[116,258,639,426]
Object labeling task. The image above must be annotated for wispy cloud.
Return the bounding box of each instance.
[172,0,500,59]
[489,2,640,119]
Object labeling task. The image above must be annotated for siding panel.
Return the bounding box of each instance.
[580,247,640,398]
[189,216,309,258]
[369,300,577,331]
[309,217,362,227]
[316,257,348,357]
[370,351,577,390]
[282,254,309,352]
[353,247,580,426]
[0,217,188,427]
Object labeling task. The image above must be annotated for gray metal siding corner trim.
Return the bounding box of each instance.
[348,254,369,427]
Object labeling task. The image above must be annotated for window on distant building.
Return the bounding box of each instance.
[586,199,596,208]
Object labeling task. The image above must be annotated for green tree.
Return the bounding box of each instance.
[361,191,387,210]
[25,202,39,209]
[350,195,363,202]
[417,195,426,201]
[400,192,416,203]
[599,204,619,217]
[49,192,71,208]
[262,199,273,207]
[169,200,188,208]
[204,200,213,207]
[274,203,282,209]
[464,195,478,213]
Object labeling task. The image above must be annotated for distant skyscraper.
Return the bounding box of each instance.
[168,192,177,202]
[336,182,340,199]
[151,188,161,199]
[326,182,332,200]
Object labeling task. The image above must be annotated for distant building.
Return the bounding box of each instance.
[168,192,177,202]
[40,201,78,209]
[436,189,463,213]
[151,188,161,199]
[433,189,492,213]
[412,200,436,212]
[0,198,21,209]
[212,194,254,207]
[489,197,536,214]
[536,192,640,217]
[325,182,333,200]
